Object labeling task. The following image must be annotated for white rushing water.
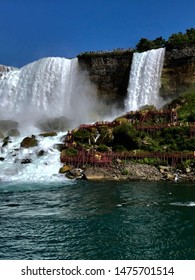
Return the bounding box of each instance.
[0,133,68,182]
[126,48,165,111]
[0,57,100,182]
[0,57,98,130]
[0,50,166,182]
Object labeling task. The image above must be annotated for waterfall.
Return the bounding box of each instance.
[0,57,100,182]
[125,48,165,111]
[0,57,98,132]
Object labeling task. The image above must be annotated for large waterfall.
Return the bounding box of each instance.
[126,48,165,111]
[0,57,98,132]
[0,57,99,182]
[0,50,166,182]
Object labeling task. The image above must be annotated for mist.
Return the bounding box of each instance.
[0,57,112,134]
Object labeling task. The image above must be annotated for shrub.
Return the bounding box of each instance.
[65,148,78,156]
[113,123,138,150]
[113,145,127,152]
[121,169,129,175]
[97,144,109,152]
[73,129,91,143]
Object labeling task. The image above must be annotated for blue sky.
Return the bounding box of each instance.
[0,0,194,67]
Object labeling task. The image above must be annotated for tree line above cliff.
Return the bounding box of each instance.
[78,28,195,58]
[136,28,195,52]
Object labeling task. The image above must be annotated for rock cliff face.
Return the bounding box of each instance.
[78,47,195,105]
[78,50,133,106]
[160,47,195,98]
[1,47,195,107]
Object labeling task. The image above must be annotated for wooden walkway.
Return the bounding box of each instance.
[61,150,195,167]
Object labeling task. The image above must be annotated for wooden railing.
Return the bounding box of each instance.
[61,150,195,167]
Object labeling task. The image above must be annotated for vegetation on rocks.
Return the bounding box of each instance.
[59,89,195,181]
[136,28,195,52]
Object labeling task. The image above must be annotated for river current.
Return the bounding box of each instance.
[0,180,195,260]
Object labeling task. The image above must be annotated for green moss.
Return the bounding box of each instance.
[73,129,91,143]
[121,168,129,175]
[113,123,138,150]
[64,148,78,156]
[97,144,109,152]
[168,89,195,121]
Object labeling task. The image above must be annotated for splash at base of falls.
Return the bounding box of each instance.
[0,57,100,133]
[125,48,165,111]
[0,132,68,182]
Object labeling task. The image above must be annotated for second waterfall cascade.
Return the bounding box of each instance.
[126,48,165,111]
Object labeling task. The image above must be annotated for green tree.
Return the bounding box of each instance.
[136,38,154,52]
[152,36,166,48]
[166,32,189,49]
[113,123,138,150]
[186,28,195,44]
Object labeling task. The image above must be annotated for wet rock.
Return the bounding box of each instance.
[53,143,64,151]
[37,150,45,157]
[166,172,175,181]
[39,131,57,137]
[20,136,38,148]
[59,165,72,174]
[185,167,191,173]
[65,168,83,179]
[1,136,11,147]
[21,158,32,164]
[159,165,170,173]
[83,167,110,180]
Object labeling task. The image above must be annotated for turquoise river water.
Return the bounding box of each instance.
[0,180,195,260]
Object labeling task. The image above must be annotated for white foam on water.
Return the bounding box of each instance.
[0,132,68,182]
[170,202,195,207]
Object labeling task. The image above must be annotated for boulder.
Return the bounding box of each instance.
[20,136,38,148]
[65,168,83,179]
[166,172,175,180]
[21,158,32,164]
[83,167,108,180]
[0,157,4,161]
[159,165,170,172]
[37,150,45,157]
[59,165,72,174]
[185,167,191,173]
[53,143,64,151]
[1,136,11,147]
[39,131,57,137]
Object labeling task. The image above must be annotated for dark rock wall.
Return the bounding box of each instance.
[78,51,133,106]
[78,47,195,105]
[160,47,195,98]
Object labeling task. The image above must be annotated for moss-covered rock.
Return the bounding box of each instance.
[20,136,38,148]
[39,131,57,137]
[59,165,72,173]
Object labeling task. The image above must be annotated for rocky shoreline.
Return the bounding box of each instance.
[59,161,195,182]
